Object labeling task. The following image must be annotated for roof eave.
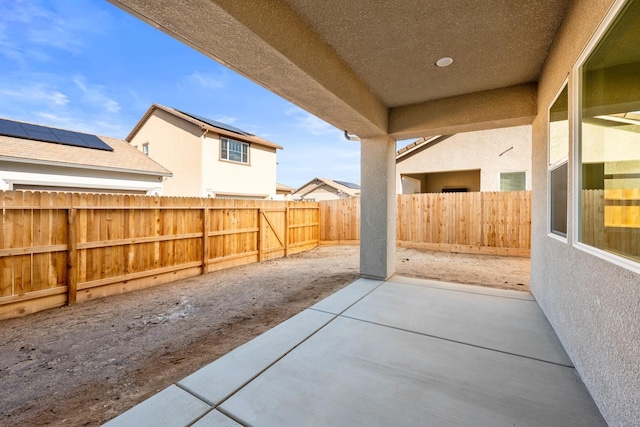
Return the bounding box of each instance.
[0,155,173,177]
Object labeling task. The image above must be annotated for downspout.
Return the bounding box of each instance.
[344,130,360,141]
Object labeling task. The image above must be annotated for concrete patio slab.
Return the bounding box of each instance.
[104,277,605,426]
[102,385,210,427]
[219,316,605,427]
[389,274,536,301]
[344,280,571,365]
[191,409,242,426]
[178,308,334,406]
[310,277,384,314]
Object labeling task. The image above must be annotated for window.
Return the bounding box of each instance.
[500,172,526,192]
[550,163,568,237]
[142,143,149,156]
[549,84,569,237]
[221,137,249,163]
[578,0,640,263]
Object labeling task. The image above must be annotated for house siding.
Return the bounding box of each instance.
[531,1,640,426]
[0,161,163,194]
[129,109,203,197]
[396,125,531,193]
[201,134,277,198]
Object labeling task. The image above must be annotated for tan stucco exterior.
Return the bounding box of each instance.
[396,126,532,193]
[531,1,639,425]
[129,107,279,198]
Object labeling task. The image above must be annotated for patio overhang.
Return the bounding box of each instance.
[108,0,565,279]
[107,0,559,139]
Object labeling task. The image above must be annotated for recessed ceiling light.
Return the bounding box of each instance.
[436,57,453,67]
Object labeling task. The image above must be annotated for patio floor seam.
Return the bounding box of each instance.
[387,278,536,302]
[338,314,576,368]
[183,312,341,411]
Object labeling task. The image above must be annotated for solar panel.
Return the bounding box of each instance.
[176,109,254,136]
[334,180,360,189]
[0,118,113,151]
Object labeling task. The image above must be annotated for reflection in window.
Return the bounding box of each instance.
[580,0,640,262]
[551,163,568,236]
[549,84,568,237]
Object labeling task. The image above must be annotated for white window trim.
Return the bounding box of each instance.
[220,137,250,164]
[547,79,569,242]
[571,0,640,274]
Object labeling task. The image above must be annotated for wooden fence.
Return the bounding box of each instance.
[0,191,319,320]
[320,191,532,257]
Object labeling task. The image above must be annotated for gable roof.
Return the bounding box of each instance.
[276,182,296,193]
[126,104,283,150]
[396,135,451,162]
[0,118,171,177]
[294,177,360,198]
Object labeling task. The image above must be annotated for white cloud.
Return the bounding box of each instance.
[0,1,108,58]
[186,71,226,89]
[74,76,121,114]
[285,107,340,136]
[1,84,69,107]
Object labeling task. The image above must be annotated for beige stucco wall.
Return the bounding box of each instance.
[395,125,531,193]
[201,134,277,198]
[531,1,639,426]
[129,109,203,197]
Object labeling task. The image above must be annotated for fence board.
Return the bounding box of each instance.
[319,191,532,254]
[0,191,320,319]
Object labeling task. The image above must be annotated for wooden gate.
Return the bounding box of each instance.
[259,208,287,261]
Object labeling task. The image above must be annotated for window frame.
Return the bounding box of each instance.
[499,171,526,192]
[220,137,250,164]
[572,0,640,273]
[547,80,569,241]
[142,142,149,156]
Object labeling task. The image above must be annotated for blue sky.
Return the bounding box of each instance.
[0,0,362,188]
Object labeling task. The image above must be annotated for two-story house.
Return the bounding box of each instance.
[127,104,283,198]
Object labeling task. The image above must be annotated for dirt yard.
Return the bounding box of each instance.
[0,245,529,426]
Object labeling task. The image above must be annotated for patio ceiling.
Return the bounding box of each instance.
[109,0,571,139]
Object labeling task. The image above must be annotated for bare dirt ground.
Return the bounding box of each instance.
[0,245,529,426]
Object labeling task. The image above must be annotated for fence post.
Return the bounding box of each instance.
[257,208,262,262]
[202,207,209,274]
[284,206,290,257]
[67,208,77,305]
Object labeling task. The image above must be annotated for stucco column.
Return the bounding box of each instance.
[360,135,396,279]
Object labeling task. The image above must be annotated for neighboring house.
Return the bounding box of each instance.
[126,104,283,199]
[274,182,295,200]
[0,117,171,195]
[293,178,360,201]
[396,125,531,194]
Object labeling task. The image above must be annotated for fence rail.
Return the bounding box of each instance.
[320,191,532,256]
[2,190,534,320]
[0,191,319,320]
